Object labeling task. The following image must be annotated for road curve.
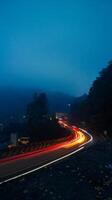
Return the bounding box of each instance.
[0,121,93,185]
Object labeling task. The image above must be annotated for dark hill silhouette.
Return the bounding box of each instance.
[0,87,74,121]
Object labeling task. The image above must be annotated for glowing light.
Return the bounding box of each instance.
[63,130,86,149]
[0,119,92,166]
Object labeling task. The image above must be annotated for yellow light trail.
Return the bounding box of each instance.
[62,130,86,149]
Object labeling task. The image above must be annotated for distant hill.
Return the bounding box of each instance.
[0,87,74,121]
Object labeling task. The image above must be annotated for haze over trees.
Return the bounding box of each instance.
[70,61,112,137]
[0,89,73,121]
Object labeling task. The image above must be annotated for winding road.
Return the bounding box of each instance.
[0,120,93,185]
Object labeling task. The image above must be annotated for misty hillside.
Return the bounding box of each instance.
[0,87,74,121]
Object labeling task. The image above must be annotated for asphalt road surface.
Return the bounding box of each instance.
[0,121,93,184]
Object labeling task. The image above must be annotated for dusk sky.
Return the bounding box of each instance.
[0,0,112,95]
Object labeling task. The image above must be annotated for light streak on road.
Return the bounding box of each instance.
[63,131,86,149]
[0,147,84,185]
[0,119,93,184]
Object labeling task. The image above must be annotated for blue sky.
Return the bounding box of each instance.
[0,0,112,95]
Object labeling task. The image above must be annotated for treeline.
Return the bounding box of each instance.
[0,92,70,143]
[70,61,112,137]
[26,93,69,141]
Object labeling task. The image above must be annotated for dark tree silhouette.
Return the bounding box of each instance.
[70,61,112,137]
[26,93,69,141]
[87,61,112,136]
[26,92,48,137]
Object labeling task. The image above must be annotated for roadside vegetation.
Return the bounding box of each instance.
[70,61,112,138]
[0,93,70,159]
[0,135,70,160]
[26,92,69,141]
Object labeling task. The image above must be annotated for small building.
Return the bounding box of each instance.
[55,113,68,120]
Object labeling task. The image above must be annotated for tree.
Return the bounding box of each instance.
[26,92,48,137]
[70,61,112,137]
[26,92,69,141]
[87,61,112,136]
